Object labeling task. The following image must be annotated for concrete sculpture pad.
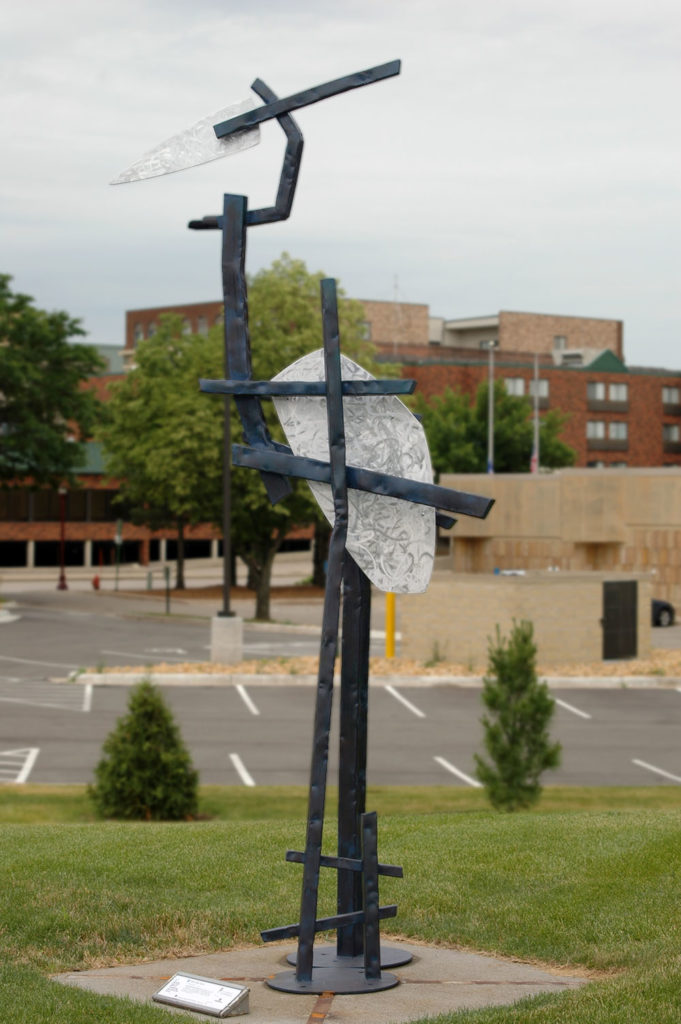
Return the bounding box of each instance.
[55,940,586,1023]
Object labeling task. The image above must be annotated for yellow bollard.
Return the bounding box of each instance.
[385,591,395,659]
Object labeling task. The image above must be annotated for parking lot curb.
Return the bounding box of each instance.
[69,672,681,688]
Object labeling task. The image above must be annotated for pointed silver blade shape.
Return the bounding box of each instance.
[110,97,260,185]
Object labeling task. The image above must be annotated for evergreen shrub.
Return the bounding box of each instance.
[89,679,198,820]
[475,620,561,811]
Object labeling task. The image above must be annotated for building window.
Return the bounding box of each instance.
[504,377,525,397]
[147,322,157,337]
[529,379,549,398]
[587,421,606,439]
[608,383,628,402]
[182,319,192,335]
[587,381,605,401]
[360,321,372,341]
[611,462,628,468]
[608,422,628,441]
[587,461,606,468]
[133,323,144,344]
[553,335,567,350]
[663,424,680,443]
[197,316,208,335]
[663,386,680,405]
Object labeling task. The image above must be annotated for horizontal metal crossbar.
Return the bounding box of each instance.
[232,444,495,519]
[260,905,398,943]
[199,378,416,396]
[285,849,403,878]
[214,60,401,139]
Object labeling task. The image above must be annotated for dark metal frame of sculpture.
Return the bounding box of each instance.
[192,61,494,994]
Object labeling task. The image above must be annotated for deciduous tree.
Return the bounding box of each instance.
[100,254,386,614]
[0,275,103,487]
[99,317,223,588]
[415,380,576,477]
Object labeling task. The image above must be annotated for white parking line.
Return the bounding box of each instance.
[434,756,483,788]
[555,698,592,720]
[100,649,188,662]
[229,753,256,787]
[236,684,259,716]
[385,685,425,719]
[632,759,681,784]
[82,684,93,713]
[0,680,87,712]
[0,748,40,784]
[0,654,78,670]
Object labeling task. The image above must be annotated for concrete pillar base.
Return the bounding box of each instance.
[210,615,243,665]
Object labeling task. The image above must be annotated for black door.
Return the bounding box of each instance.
[602,580,637,660]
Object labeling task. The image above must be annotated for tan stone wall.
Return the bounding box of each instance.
[499,311,623,357]
[441,468,681,606]
[400,572,651,669]
[358,299,429,347]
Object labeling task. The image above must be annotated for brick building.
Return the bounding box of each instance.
[3,298,680,572]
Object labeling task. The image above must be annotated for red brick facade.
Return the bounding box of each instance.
[406,359,681,468]
[3,298,678,572]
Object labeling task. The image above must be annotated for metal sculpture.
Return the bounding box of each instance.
[113,60,494,996]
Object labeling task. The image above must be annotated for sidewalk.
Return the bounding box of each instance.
[0,551,389,631]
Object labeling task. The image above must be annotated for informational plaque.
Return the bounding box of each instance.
[152,972,249,1017]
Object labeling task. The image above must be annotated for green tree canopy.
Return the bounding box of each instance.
[415,379,576,477]
[0,275,103,487]
[99,254,386,614]
[98,317,223,588]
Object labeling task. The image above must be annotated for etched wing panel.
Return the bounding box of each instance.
[273,350,435,593]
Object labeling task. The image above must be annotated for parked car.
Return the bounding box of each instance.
[652,598,675,627]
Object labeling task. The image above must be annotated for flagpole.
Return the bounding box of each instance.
[531,353,540,473]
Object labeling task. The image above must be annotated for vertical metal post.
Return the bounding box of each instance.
[295,278,348,983]
[385,592,395,658]
[487,343,495,474]
[337,556,371,958]
[218,195,245,619]
[361,811,381,980]
[57,487,68,591]
[531,352,540,474]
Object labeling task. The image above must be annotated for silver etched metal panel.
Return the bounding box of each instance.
[110,99,260,185]
[273,350,436,593]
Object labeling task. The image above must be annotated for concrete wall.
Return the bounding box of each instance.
[441,468,681,606]
[400,571,651,669]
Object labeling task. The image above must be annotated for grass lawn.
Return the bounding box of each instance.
[0,786,680,1022]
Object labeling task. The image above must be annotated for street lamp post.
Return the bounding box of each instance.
[479,339,499,474]
[57,486,68,590]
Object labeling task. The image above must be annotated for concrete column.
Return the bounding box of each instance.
[159,538,167,562]
[210,615,243,665]
[211,538,219,558]
[83,540,93,568]
[26,540,35,568]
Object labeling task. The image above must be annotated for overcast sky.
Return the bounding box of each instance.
[2,0,680,368]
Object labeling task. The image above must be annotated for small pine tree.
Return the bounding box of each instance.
[475,621,561,811]
[89,679,199,821]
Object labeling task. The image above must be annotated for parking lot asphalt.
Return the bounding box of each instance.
[3,678,681,787]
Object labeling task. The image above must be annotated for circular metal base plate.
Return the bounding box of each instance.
[266,967,400,995]
[285,944,413,969]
